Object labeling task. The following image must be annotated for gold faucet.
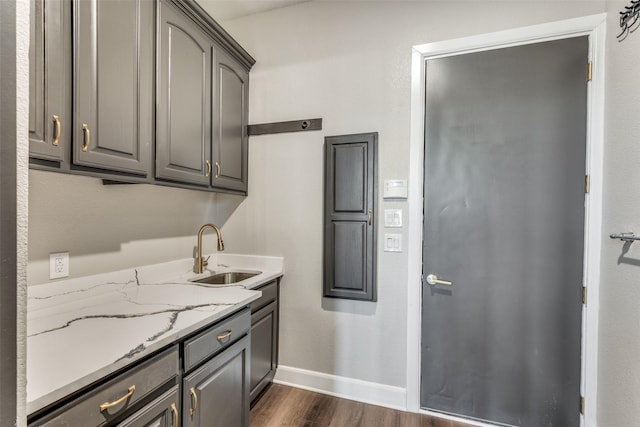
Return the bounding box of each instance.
[194,224,225,274]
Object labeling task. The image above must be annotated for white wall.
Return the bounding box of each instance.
[27,171,245,284]
[220,0,606,391]
[597,2,640,426]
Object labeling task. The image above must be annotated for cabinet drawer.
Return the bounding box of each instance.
[31,345,179,427]
[249,281,278,313]
[184,308,250,372]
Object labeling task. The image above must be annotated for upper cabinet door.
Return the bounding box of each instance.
[156,0,212,186]
[73,0,153,175]
[29,0,70,162]
[212,49,249,193]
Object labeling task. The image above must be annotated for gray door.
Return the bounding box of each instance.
[29,0,70,162]
[324,133,377,301]
[156,0,212,186]
[183,335,250,427]
[73,0,153,174]
[421,37,588,426]
[212,48,249,193]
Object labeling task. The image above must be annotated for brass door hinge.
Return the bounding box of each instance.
[586,62,592,82]
[582,286,587,305]
[585,174,590,193]
[580,395,585,414]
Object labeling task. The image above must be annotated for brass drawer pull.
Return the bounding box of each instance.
[170,402,179,427]
[82,123,90,152]
[52,115,61,146]
[99,385,135,412]
[217,329,232,342]
[215,161,221,178]
[189,387,198,416]
[205,160,212,177]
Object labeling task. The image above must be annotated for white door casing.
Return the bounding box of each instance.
[407,14,606,427]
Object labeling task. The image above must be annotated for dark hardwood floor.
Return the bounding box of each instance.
[250,384,474,427]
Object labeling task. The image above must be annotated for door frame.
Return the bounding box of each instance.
[406,14,606,427]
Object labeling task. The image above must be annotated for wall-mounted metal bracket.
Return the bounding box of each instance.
[610,232,640,242]
[247,118,322,136]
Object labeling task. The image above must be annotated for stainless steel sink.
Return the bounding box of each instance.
[190,271,261,285]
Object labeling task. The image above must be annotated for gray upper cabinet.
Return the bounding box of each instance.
[29,0,254,193]
[212,48,249,193]
[73,0,153,175]
[29,0,70,163]
[156,0,212,186]
[324,133,378,301]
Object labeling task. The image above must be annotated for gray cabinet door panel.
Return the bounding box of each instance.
[250,300,278,403]
[73,0,152,175]
[332,222,366,290]
[212,48,248,192]
[183,335,250,427]
[156,1,211,186]
[324,134,377,301]
[117,386,180,427]
[29,0,70,162]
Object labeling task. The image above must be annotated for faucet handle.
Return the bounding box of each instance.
[202,256,210,267]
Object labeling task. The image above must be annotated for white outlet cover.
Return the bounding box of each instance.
[50,252,69,279]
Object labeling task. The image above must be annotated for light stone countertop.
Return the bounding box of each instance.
[27,253,284,415]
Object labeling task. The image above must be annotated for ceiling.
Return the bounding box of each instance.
[197,0,312,22]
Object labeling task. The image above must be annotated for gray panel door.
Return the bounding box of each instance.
[250,300,278,402]
[324,133,377,301]
[73,0,153,175]
[183,335,250,427]
[156,0,212,186]
[29,0,70,162]
[212,48,249,193]
[117,386,179,427]
[421,37,588,426]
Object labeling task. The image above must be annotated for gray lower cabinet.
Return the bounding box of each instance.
[117,386,180,427]
[182,335,250,427]
[73,0,153,175]
[29,0,70,163]
[249,281,280,404]
[212,48,249,193]
[28,308,253,427]
[29,346,179,427]
[156,0,212,186]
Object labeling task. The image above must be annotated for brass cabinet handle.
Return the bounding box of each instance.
[368,210,372,226]
[205,160,212,177]
[170,403,179,427]
[52,115,61,146]
[82,123,90,152]
[189,387,198,416]
[99,385,135,412]
[217,329,232,342]
[215,161,221,178]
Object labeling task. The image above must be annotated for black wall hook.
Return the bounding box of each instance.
[618,0,640,41]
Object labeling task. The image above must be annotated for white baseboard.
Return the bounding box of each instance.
[273,365,407,411]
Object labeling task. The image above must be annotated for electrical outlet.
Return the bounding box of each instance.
[50,252,69,279]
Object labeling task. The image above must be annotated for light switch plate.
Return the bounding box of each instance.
[50,252,69,279]
[384,234,402,252]
[384,209,402,227]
